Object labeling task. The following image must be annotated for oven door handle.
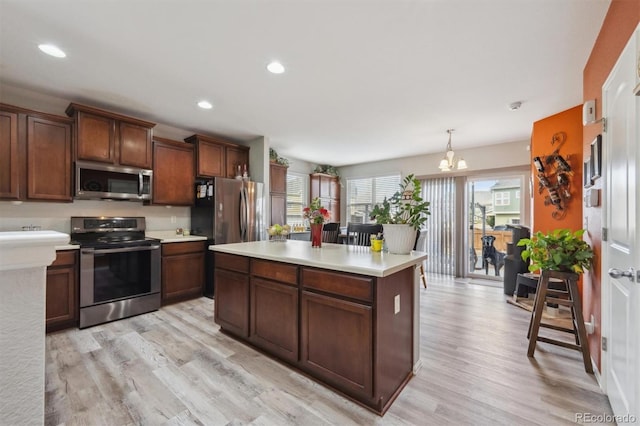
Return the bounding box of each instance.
[82,245,161,255]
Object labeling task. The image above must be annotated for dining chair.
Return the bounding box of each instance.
[414,229,428,288]
[321,222,340,243]
[346,223,383,246]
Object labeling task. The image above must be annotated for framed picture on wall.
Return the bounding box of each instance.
[590,134,602,181]
[583,159,593,188]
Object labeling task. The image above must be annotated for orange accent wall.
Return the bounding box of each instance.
[582,0,639,372]
[530,105,583,234]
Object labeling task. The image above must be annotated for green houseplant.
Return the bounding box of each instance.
[370,174,430,254]
[517,228,594,273]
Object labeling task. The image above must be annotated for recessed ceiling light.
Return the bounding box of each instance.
[197,100,213,109]
[38,44,66,58]
[267,61,285,74]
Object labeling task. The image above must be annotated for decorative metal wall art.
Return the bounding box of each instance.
[534,131,573,220]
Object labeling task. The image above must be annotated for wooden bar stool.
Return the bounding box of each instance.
[526,270,593,373]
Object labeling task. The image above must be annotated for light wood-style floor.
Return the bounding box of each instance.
[45,274,613,425]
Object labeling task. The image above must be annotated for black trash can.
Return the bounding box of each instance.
[503,225,530,295]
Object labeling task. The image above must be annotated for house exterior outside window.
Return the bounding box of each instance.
[491,179,521,226]
[494,191,510,206]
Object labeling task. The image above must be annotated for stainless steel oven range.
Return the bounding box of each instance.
[71,216,160,328]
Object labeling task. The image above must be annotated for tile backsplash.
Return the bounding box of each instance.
[0,200,190,234]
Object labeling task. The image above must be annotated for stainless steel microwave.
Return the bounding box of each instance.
[75,160,153,200]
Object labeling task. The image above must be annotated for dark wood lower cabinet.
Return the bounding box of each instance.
[300,290,372,398]
[213,252,415,415]
[161,242,205,305]
[214,268,250,338]
[250,277,298,362]
[46,250,78,332]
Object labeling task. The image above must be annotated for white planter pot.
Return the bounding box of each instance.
[383,224,417,254]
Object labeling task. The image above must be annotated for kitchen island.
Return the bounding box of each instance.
[209,240,426,415]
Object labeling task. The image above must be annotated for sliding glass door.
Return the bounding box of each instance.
[466,173,529,280]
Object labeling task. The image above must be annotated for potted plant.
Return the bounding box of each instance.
[370,174,430,254]
[517,228,594,273]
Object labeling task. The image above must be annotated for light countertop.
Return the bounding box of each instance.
[209,240,426,278]
[0,230,70,271]
[55,244,80,250]
[146,231,208,243]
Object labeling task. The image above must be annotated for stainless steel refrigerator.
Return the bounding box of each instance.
[191,178,264,297]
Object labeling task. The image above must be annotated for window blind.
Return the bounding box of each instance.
[286,172,308,225]
[346,175,401,224]
[422,177,456,275]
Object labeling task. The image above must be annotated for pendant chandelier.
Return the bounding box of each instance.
[438,129,467,171]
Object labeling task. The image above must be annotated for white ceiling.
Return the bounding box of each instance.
[0,0,610,167]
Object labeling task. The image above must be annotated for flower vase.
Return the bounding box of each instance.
[311,223,322,248]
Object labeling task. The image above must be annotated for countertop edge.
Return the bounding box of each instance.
[209,241,426,278]
[145,231,208,243]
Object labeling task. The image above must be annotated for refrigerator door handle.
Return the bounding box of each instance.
[240,187,248,240]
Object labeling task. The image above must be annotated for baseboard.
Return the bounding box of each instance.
[591,357,604,390]
[413,358,423,374]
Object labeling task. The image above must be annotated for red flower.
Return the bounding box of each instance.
[303,198,331,224]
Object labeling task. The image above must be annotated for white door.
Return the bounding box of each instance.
[602,25,640,422]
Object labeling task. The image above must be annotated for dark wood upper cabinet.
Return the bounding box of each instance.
[270,163,287,194]
[226,144,250,179]
[310,173,340,223]
[27,116,72,201]
[152,137,195,206]
[0,109,19,199]
[185,134,249,179]
[0,104,72,202]
[119,121,152,168]
[270,162,288,226]
[75,110,114,163]
[66,103,155,168]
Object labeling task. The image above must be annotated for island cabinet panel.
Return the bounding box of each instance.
[216,252,249,273]
[300,290,373,400]
[301,267,372,303]
[46,250,78,332]
[214,253,250,338]
[211,243,421,415]
[251,259,298,285]
[250,277,299,362]
[374,267,414,411]
[161,241,205,305]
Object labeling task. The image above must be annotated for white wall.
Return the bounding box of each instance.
[337,139,531,224]
[287,157,315,175]
[338,139,530,179]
